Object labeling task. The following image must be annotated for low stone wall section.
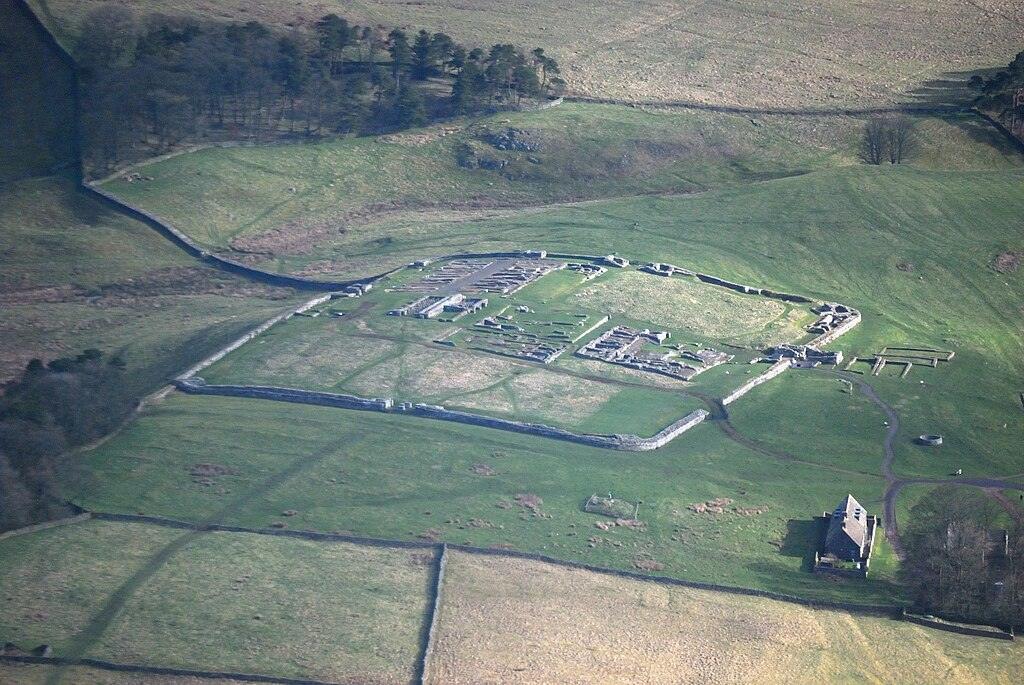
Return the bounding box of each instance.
[82,184,394,291]
[418,544,448,684]
[721,360,792,406]
[175,295,333,381]
[809,311,862,347]
[175,379,393,412]
[0,513,92,542]
[902,613,1014,641]
[175,378,709,451]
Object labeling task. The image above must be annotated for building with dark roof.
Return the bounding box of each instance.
[825,494,869,561]
[815,494,880,577]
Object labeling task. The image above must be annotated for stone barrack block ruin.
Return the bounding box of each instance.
[576,325,732,381]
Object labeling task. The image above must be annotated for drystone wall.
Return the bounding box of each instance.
[175,379,393,412]
[418,544,448,685]
[174,379,708,451]
[82,184,388,291]
[721,360,792,405]
[809,311,862,347]
[175,295,333,381]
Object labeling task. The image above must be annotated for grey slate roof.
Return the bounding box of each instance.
[825,494,868,560]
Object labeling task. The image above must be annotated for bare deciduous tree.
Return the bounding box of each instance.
[862,116,887,165]
[886,115,916,164]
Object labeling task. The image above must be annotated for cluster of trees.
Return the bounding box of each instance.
[861,115,916,165]
[0,350,133,532]
[901,487,1024,627]
[75,4,563,172]
[972,50,1024,138]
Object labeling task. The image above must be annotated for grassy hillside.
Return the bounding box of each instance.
[96,106,1023,279]
[0,176,299,392]
[32,0,1024,108]
[98,103,856,262]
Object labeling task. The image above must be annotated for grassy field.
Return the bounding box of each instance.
[94,103,852,264]
[0,664,253,684]
[427,551,1022,684]
[0,519,432,683]
[33,0,1024,109]
[0,176,301,392]
[87,531,432,683]
[73,394,899,604]
[0,520,182,654]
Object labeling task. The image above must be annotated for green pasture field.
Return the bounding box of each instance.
[95,103,852,262]
[0,176,301,391]
[33,0,1024,109]
[0,519,431,683]
[73,394,900,604]
[0,520,182,654]
[93,109,1024,282]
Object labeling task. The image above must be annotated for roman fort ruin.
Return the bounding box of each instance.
[172,249,862,451]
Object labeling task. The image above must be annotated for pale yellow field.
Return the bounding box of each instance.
[35,0,1024,108]
[427,551,1022,684]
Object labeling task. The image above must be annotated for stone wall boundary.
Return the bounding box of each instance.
[0,655,343,684]
[81,510,900,618]
[721,360,792,405]
[81,184,393,291]
[174,295,334,381]
[174,378,709,451]
[902,613,1014,641]
[418,544,448,684]
[446,544,901,618]
[0,512,92,542]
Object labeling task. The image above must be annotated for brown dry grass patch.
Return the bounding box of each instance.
[426,551,1021,684]
[42,0,1024,109]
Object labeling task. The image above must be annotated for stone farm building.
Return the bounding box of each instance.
[815,494,880,577]
[825,494,870,560]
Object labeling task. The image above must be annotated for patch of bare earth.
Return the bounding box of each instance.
[993,251,1021,274]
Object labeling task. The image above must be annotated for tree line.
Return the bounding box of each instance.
[901,486,1024,628]
[972,49,1024,139]
[74,4,563,173]
[0,350,133,532]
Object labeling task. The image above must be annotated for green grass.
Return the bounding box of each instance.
[97,103,848,258]
[75,394,899,604]
[33,0,1024,111]
[0,519,431,682]
[0,520,182,654]
[0,176,301,393]
[88,531,432,683]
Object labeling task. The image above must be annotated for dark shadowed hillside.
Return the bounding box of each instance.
[0,0,77,181]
